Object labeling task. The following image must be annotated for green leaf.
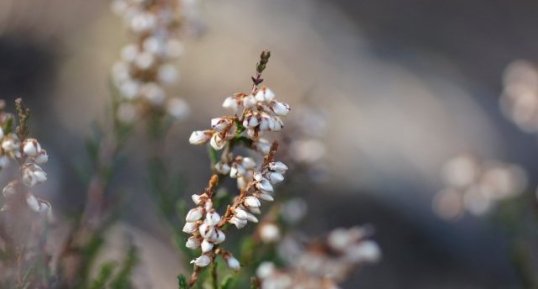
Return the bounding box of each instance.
[89,262,117,289]
[109,242,139,289]
[177,274,188,289]
[220,276,234,289]
[207,145,219,167]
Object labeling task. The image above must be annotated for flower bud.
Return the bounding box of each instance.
[245,211,259,223]
[212,229,226,244]
[186,207,203,222]
[271,101,290,116]
[269,162,288,173]
[243,115,259,128]
[191,255,211,267]
[255,87,275,102]
[233,208,248,220]
[22,164,47,187]
[346,241,381,263]
[255,138,271,154]
[255,176,273,193]
[205,210,221,226]
[182,222,197,234]
[241,157,256,169]
[201,239,214,253]
[198,223,215,239]
[210,134,226,150]
[268,172,284,184]
[226,256,241,271]
[22,139,41,157]
[214,162,231,175]
[189,130,211,145]
[244,196,261,208]
[191,194,204,205]
[34,150,49,164]
[229,216,247,229]
[256,192,274,202]
[243,95,256,108]
[186,237,201,249]
[222,96,239,112]
[211,117,231,132]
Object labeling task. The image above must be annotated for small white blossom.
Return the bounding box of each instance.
[201,239,214,253]
[21,164,47,187]
[229,216,248,229]
[225,255,241,271]
[189,130,212,145]
[205,210,221,226]
[185,207,203,222]
[222,96,239,112]
[191,255,211,267]
[271,101,291,116]
[182,222,198,234]
[186,236,201,249]
[22,138,41,157]
[210,134,226,150]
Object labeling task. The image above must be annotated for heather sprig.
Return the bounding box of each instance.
[0,99,52,289]
[184,50,291,286]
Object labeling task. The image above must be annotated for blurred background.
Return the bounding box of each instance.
[1,0,538,288]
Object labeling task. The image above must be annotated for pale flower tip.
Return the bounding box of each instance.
[191,255,211,267]
[22,139,40,157]
[182,222,197,234]
[205,210,221,226]
[347,241,381,263]
[244,196,261,208]
[258,193,274,202]
[272,101,290,116]
[229,216,247,229]
[243,95,256,108]
[213,229,226,244]
[201,239,214,253]
[186,207,203,222]
[210,134,226,150]
[222,96,238,112]
[189,130,211,145]
[191,194,202,205]
[26,194,40,212]
[186,237,201,249]
[226,256,241,271]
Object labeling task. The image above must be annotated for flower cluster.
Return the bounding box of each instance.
[189,86,290,151]
[182,175,240,270]
[500,60,538,133]
[434,154,527,219]
[0,100,50,217]
[184,51,292,285]
[257,226,381,289]
[111,0,189,123]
